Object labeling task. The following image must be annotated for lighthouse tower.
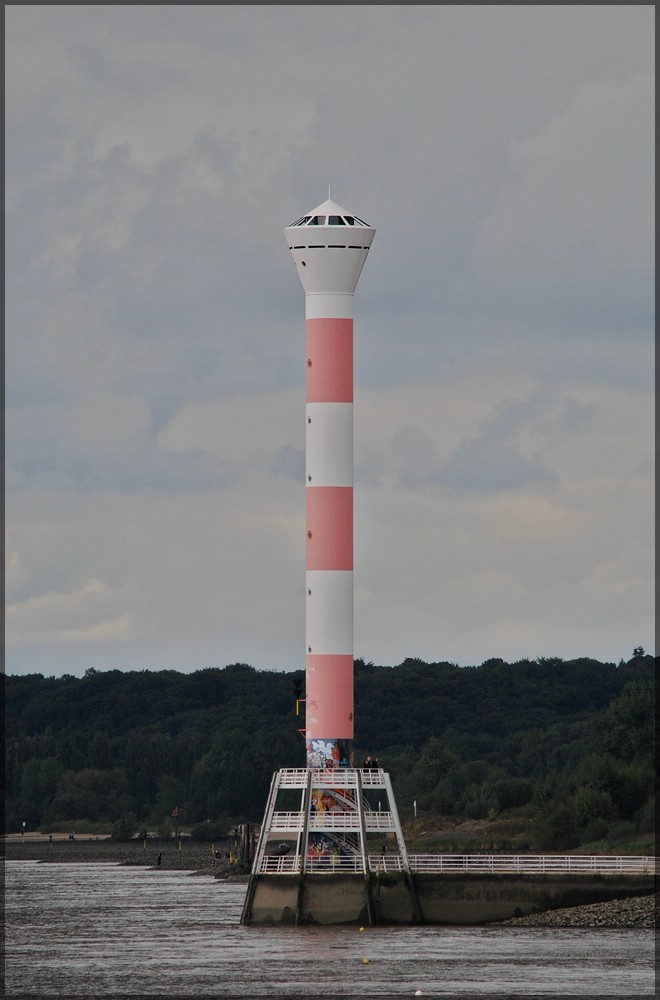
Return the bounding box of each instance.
[242,198,417,926]
[290,197,374,770]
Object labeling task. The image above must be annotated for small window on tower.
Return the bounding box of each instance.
[328,216,346,225]
[308,216,326,226]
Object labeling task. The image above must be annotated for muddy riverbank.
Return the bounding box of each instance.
[2,835,250,880]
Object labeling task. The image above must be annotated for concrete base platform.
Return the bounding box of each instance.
[412,872,655,925]
[243,872,419,925]
[242,871,655,926]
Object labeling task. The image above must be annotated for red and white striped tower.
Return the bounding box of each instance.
[240,200,412,919]
[285,198,375,770]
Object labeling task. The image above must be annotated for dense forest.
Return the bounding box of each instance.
[4,652,655,851]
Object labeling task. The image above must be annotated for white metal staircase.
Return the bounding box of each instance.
[250,767,410,875]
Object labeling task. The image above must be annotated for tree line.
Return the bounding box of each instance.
[4,652,655,850]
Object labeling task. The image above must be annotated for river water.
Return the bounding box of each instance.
[4,860,654,998]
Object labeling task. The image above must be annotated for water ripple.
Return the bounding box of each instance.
[5,861,654,997]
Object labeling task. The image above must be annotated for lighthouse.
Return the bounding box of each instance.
[287,198,375,770]
[241,197,418,926]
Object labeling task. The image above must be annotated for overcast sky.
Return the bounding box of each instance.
[5,5,655,678]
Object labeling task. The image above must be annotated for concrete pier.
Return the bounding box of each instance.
[242,766,655,926]
[242,870,655,926]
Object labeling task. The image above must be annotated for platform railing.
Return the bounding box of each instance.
[260,854,365,873]
[258,853,656,875]
[269,810,396,832]
[274,767,389,789]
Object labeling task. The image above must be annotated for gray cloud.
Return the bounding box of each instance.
[440,396,556,492]
[390,396,558,493]
[472,70,654,330]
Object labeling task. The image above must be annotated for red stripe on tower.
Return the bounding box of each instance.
[306,487,353,570]
[306,319,353,402]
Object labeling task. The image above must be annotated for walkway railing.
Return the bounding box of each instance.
[407,854,656,874]
[258,853,656,875]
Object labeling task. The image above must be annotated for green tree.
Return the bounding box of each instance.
[19,757,63,826]
[148,774,187,827]
[494,778,534,811]
[49,768,131,823]
[571,786,616,841]
[112,811,138,841]
[532,800,578,851]
[595,680,654,762]
[88,731,113,770]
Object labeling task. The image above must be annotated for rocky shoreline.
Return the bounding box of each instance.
[496,893,656,928]
[4,837,656,927]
